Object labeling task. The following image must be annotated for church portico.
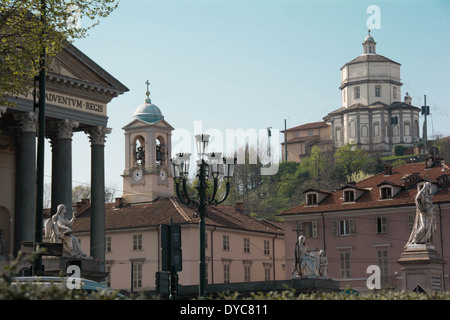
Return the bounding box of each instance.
[0,42,128,266]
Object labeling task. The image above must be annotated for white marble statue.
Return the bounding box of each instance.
[406,182,437,247]
[44,204,87,258]
[292,235,328,278]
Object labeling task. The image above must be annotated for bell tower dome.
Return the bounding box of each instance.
[121,80,174,203]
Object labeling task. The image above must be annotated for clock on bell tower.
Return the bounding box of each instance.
[121,81,174,203]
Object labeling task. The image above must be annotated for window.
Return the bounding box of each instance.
[223,235,230,251]
[306,193,318,205]
[105,264,112,287]
[380,187,392,199]
[393,125,399,136]
[404,122,411,136]
[354,86,360,99]
[223,263,230,283]
[373,122,380,136]
[333,219,355,236]
[375,85,381,97]
[376,216,387,233]
[244,265,251,282]
[244,237,250,253]
[393,86,398,100]
[133,234,142,250]
[343,190,355,202]
[264,266,271,281]
[132,263,142,288]
[264,240,270,255]
[349,121,356,138]
[295,132,300,137]
[308,130,314,136]
[361,125,368,137]
[377,250,390,287]
[297,221,318,238]
[106,236,112,253]
[339,252,351,278]
[335,127,342,141]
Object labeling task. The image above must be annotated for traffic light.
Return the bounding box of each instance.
[421,106,430,115]
[390,116,398,125]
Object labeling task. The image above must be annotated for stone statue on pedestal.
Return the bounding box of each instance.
[292,235,328,278]
[406,182,437,248]
[44,204,88,258]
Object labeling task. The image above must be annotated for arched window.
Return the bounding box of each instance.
[349,120,356,138]
[361,125,368,137]
[373,122,380,136]
[335,127,342,141]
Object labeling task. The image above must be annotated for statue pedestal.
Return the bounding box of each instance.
[17,256,107,283]
[397,244,446,294]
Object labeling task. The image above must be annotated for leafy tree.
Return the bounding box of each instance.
[0,0,119,106]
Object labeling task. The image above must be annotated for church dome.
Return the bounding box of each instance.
[133,100,164,123]
[364,35,374,42]
[132,81,164,123]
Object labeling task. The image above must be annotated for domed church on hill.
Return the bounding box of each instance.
[324,32,421,152]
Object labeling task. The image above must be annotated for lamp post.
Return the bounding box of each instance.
[170,134,236,298]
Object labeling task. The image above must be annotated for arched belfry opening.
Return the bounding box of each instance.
[134,135,146,166]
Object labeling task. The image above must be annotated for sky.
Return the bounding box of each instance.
[44,0,450,197]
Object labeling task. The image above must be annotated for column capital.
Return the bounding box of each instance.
[51,119,79,139]
[86,126,112,146]
[14,111,38,133]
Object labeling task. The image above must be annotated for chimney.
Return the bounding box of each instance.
[115,197,124,208]
[235,202,243,212]
[384,165,393,175]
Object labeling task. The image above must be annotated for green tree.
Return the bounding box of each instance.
[1,0,119,106]
[334,143,372,177]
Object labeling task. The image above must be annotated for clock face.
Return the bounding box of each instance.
[132,168,143,181]
[159,168,167,181]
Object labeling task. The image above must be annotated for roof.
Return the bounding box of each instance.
[342,54,400,68]
[281,135,318,145]
[279,159,450,216]
[73,197,283,236]
[327,101,420,116]
[281,121,329,133]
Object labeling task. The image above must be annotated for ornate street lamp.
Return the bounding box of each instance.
[170,134,236,298]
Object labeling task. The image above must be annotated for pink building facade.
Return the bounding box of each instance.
[73,198,285,293]
[280,158,450,293]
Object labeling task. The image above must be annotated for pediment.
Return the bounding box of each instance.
[47,42,128,94]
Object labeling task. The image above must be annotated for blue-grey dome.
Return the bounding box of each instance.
[132,99,164,123]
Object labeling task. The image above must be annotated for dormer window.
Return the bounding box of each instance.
[380,186,392,199]
[343,190,355,202]
[306,193,318,205]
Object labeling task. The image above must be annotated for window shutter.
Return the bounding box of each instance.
[349,219,355,234]
[332,220,338,236]
[312,221,318,238]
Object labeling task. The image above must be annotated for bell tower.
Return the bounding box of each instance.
[121,80,174,203]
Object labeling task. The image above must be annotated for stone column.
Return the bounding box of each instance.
[86,126,111,270]
[50,119,79,219]
[13,112,38,256]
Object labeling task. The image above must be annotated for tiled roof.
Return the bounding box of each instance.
[279,159,450,216]
[343,54,400,67]
[281,121,329,133]
[73,197,283,235]
[281,135,318,145]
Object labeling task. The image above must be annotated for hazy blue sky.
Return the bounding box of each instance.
[46,0,450,196]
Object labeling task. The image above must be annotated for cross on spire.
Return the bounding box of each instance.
[145,80,151,103]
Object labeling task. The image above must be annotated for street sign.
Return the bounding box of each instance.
[161,224,181,249]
